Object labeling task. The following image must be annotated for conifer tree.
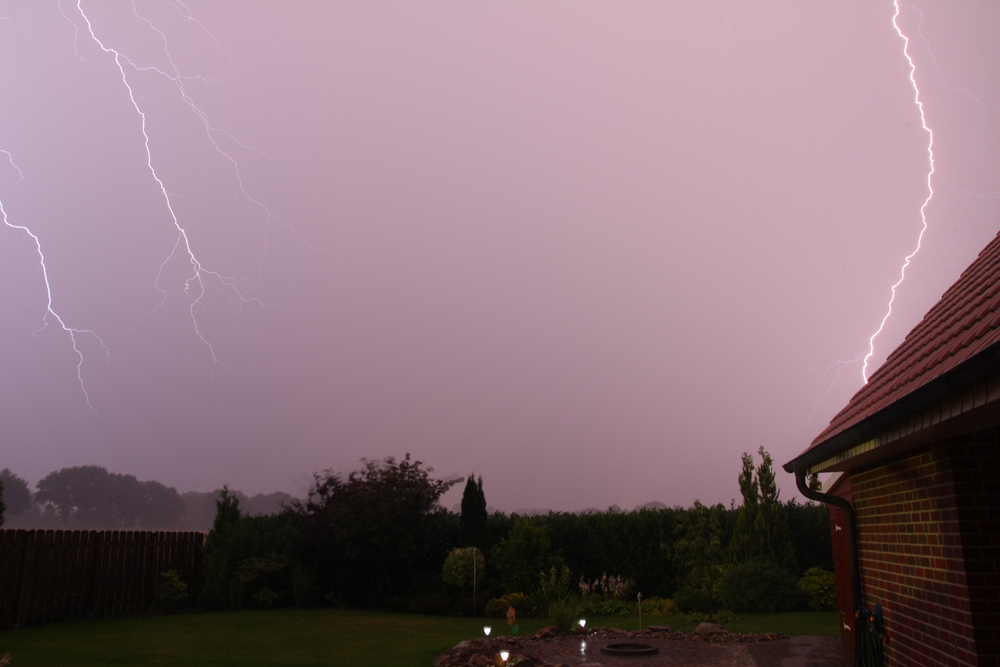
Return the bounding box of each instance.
[753,447,796,570]
[460,473,488,550]
[728,452,759,563]
[728,448,796,570]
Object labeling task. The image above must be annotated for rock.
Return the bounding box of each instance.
[466,653,488,666]
[648,624,674,632]
[531,626,559,640]
[694,622,728,635]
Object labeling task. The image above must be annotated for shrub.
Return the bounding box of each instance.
[533,565,574,615]
[485,592,532,618]
[673,586,718,614]
[442,547,486,588]
[596,598,633,617]
[641,597,680,616]
[718,559,798,613]
[155,570,189,613]
[798,567,836,611]
[548,598,584,632]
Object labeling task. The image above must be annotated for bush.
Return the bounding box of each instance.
[718,559,799,613]
[548,598,584,632]
[641,597,680,616]
[673,585,718,614]
[155,570,189,613]
[798,567,836,611]
[442,547,486,588]
[532,565,574,615]
[485,593,532,618]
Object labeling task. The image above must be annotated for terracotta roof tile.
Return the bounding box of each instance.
[808,229,1000,448]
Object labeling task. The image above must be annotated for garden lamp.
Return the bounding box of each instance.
[483,626,491,637]
[500,650,509,663]
[578,618,586,629]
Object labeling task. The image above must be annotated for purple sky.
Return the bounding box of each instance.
[1,1,998,513]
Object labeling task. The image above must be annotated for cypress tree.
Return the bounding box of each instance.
[460,473,488,550]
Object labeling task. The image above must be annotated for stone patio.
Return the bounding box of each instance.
[436,628,848,667]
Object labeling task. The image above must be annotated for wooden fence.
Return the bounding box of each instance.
[0,529,204,630]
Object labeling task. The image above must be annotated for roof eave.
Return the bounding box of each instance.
[783,339,1000,475]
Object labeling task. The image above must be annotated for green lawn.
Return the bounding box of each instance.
[0,609,839,667]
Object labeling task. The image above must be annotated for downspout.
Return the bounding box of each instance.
[794,467,863,661]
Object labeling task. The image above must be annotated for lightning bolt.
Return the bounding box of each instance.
[861,0,936,383]
[70,0,298,375]
[1,150,106,414]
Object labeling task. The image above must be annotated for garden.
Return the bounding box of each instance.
[0,450,840,665]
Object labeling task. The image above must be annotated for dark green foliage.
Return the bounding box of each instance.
[0,476,5,527]
[784,499,833,574]
[491,517,562,594]
[547,597,584,631]
[180,489,295,531]
[295,454,460,606]
[798,567,836,611]
[531,565,574,615]
[673,585,719,614]
[729,452,759,564]
[459,474,488,550]
[200,488,300,610]
[718,559,799,613]
[728,449,796,571]
[672,501,733,606]
[155,570,189,614]
[541,507,680,599]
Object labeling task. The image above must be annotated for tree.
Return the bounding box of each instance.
[726,448,795,570]
[728,452,759,564]
[753,447,796,570]
[295,454,460,605]
[0,476,5,527]
[0,469,33,520]
[34,466,184,529]
[460,473,487,550]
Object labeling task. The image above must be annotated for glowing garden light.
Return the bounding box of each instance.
[483,626,491,637]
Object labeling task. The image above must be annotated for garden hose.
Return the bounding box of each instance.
[856,604,889,667]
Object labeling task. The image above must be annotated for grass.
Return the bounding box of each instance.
[0,609,839,666]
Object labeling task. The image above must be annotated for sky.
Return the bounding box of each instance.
[1,1,998,514]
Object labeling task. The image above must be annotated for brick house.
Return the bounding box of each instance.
[783,230,1000,667]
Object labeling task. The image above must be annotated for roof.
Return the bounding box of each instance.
[785,229,1000,473]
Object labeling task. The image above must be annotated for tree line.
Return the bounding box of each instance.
[0,466,291,531]
[194,451,832,616]
[1,452,832,616]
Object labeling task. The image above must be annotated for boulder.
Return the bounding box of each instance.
[530,626,559,640]
[694,622,728,635]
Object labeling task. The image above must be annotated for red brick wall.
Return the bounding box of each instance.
[949,427,1000,667]
[852,443,978,667]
